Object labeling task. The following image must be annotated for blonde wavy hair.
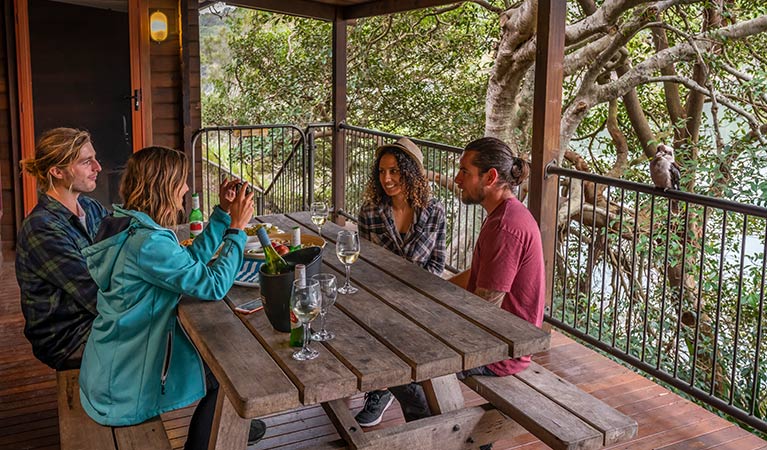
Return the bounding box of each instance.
[20,128,91,192]
[121,146,188,228]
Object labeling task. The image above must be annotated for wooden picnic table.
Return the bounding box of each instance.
[178,211,553,450]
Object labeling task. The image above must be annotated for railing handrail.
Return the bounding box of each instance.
[547,163,767,219]
[339,123,464,154]
[199,156,265,194]
[191,124,307,195]
[262,131,308,197]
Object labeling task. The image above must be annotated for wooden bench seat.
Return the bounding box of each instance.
[463,362,637,450]
[57,369,172,450]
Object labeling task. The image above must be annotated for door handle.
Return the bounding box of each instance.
[122,116,130,145]
[124,89,140,111]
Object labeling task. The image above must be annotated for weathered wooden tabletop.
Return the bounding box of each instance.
[178,212,551,450]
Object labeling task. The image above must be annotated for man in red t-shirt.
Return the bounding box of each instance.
[451,136,545,376]
[386,137,545,449]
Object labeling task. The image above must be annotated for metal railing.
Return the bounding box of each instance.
[305,123,484,272]
[546,163,767,432]
[191,125,308,218]
[192,122,767,431]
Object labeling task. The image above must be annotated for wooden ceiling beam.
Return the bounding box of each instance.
[341,0,460,19]
[226,0,336,21]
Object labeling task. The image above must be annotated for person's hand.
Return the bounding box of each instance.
[228,182,255,230]
[218,178,240,213]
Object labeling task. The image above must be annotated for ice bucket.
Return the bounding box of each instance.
[258,247,323,332]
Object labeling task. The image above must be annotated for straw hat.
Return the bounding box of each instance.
[375,137,424,173]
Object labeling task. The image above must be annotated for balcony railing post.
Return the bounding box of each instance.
[307,127,316,208]
[331,15,347,225]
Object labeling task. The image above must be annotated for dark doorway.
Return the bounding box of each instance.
[29,0,132,208]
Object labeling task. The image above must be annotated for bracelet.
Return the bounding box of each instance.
[224,228,240,236]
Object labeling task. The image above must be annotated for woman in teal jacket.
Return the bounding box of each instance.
[79,146,255,449]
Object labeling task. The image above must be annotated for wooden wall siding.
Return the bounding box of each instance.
[0,6,15,246]
[148,0,201,204]
[185,0,203,197]
[149,0,183,149]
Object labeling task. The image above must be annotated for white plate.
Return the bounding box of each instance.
[233,259,263,288]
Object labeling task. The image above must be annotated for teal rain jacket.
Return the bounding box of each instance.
[79,205,246,426]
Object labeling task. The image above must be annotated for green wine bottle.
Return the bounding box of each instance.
[189,193,203,239]
[256,227,289,274]
[289,264,306,347]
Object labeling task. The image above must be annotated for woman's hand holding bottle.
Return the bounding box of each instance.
[228,181,255,230]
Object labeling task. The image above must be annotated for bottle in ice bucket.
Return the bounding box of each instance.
[289,264,306,347]
[256,227,289,274]
[290,226,301,252]
[189,193,203,239]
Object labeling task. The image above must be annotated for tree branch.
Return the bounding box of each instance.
[648,75,767,144]
[593,15,767,106]
[467,0,504,14]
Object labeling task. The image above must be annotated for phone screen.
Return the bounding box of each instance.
[235,299,263,314]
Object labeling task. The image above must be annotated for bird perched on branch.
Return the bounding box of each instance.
[650,143,681,191]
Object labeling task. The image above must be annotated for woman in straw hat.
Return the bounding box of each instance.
[354,137,446,426]
[357,136,446,275]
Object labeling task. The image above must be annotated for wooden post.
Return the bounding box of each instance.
[12,0,37,216]
[529,0,566,318]
[4,0,24,234]
[331,13,347,224]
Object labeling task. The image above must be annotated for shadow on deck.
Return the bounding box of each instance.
[1,248,765,450]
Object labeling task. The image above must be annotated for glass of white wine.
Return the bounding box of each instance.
[310,201,329,237]
[336,230,360,294]
[290,279,322,361]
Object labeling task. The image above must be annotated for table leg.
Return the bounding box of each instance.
[208,391,249,450]
[422,373,464,414]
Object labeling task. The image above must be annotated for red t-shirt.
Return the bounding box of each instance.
[467,197,545,376]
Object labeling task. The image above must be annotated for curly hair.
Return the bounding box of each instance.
[363,147,430,209]
[121,146,188,228]
[21,128,92,192]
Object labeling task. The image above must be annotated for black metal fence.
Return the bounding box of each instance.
[191,125,309,218]
[547,164,767,432]
[306,123,484,272]
[192,123,767,431]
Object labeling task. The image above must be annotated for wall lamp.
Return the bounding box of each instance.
[149,10,168,43]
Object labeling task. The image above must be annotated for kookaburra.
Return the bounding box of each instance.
[650,143,681,190]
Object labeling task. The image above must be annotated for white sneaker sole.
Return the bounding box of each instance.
[357,395,395,427]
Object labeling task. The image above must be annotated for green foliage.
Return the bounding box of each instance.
[201,4,497,145]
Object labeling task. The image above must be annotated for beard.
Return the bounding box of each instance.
[460,187,485,205]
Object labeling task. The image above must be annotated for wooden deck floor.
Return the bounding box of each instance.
[1,248,765,450]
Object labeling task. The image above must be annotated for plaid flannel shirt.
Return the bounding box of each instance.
[358,197,446,275]
[15,194,108,369]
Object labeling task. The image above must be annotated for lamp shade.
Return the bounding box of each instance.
[149,11,168,42]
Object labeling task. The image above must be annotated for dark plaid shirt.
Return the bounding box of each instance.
[358,197,446,275]
[15,194,108,369]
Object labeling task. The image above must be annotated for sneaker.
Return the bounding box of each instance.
[354,390,395,427]
[248,419,267,445]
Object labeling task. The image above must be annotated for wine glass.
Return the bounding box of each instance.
[290,279,322,361]
[336,230,360,294]
[311,274,337,341]
[310,202,329,237]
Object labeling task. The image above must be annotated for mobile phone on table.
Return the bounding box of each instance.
[234,298,263,314]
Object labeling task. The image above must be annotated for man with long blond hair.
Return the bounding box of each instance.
[15,127,107,370]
